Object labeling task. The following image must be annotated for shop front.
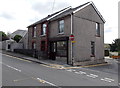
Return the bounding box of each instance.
[49,37,69,64]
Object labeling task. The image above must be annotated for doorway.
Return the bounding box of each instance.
[49,41,69,64]
[8,44,11,50]
[49,42,57,60]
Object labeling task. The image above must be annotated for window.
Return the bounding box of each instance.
[41,41,46,51]
[51,42,56,52]
[32,42,36,49]
[56,41,67,56]
[96,22,100,36]
[8,44,11,49]
[41,24,47,35]
[58,20,64,34]
[33,26,36,37]
[91,41,95,56]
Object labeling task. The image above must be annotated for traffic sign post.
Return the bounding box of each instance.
[69,34,76,43]
[71,41,76,43]
[69,34,74,41]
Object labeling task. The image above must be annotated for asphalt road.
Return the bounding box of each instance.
[1,53,119,87]
[84,57,119,75]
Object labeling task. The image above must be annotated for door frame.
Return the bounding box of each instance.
[49,37,69,64]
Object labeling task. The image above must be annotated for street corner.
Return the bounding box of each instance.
[40,63,65,69]
[82,63,110,68]
[63,63,110,69]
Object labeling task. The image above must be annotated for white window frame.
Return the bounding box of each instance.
[33,42,36,49]
[58,20,64,34]
[41,24,47,36]
[33,26,36,37]
[96,22,100,36]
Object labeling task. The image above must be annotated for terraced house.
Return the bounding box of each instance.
[27,1,105,66]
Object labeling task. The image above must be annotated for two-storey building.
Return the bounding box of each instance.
[27,1,105,66]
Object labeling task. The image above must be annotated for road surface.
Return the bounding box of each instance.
[1,52,119,87]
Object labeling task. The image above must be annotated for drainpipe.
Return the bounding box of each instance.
[71,13,74,66]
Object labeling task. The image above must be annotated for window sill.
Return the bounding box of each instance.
[40,35,46,37]
[58,32,64,35]
[32,36,36,38]
[90,55,95,57]
[95,35,100,37]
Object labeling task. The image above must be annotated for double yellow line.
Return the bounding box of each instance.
[2,54,32,63]
[2,54,110,69]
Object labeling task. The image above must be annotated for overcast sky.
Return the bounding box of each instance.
[0,0,119,43]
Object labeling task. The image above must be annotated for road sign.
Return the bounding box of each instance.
[69,34,74,41]
[71,41,76,43]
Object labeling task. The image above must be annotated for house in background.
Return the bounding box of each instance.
[27,1,105,66]
[104,44,110,56]
[2,29,28,51]
[19,32,28,49]
[10,29,27,39]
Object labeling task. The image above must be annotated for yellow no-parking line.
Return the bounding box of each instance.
[2,54,32,63]
[3,53,110,69]
[63,63,110,69]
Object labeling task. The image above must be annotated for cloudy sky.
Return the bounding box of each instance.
[0,0,119,43]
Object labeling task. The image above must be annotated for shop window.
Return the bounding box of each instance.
[57,41,67,56]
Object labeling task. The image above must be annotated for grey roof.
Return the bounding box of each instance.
[27,1,105,28]
[19,32,28,43]
[10,30,27,38]
[27,6,72,27]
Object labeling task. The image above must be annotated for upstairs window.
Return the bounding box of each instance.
[33,26,36,37]
[91,41,95,56]
[41,24,47,35]
[58,20,64,34]
[96,22,100,37]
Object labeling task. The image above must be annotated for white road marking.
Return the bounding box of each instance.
[72,70,76,72]
[66,69,87,75]
[101,78,112,82]
[78,71,87,75]
[80,67,104,73]
[6,65,21,72]
[0,62,21,72]
[101,77,114,83]
[36,78,59,87]
[104,77,114,81]
[66,69,74,72]
[74,72,80,74]
[45,81,58,86]
[86,74,98,78]
[65,65,116,84]
[89,74,98,77]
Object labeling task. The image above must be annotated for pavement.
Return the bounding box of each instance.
[1,50,114,70]
[1,50,70,69]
